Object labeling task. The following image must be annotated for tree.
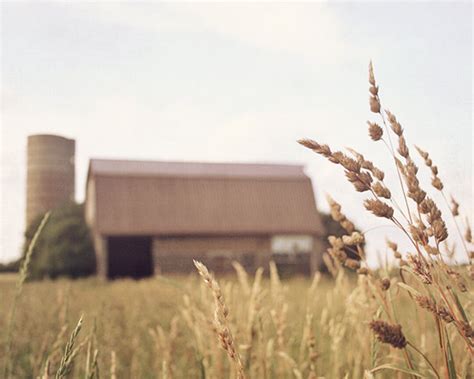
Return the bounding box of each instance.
[0,260,20,273]
[23,202,96,279]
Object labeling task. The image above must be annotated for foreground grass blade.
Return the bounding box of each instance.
[370,364,426,378]
[445,330,457,379]
[56,315,84,379]
[3,212,50,379]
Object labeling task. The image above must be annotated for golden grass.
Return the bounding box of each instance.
[296,61,473,378]
[0,267,471,378]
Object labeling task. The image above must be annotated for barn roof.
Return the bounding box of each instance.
[86,159,324,236]
[89,159,306,179]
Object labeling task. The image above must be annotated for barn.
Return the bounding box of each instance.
[84,159,326,279]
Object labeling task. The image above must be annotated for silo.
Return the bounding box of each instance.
[26,134,75,227]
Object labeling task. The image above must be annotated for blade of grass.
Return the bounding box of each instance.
[3,212,50,379]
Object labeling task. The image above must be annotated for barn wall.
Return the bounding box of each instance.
[310,237,325,274]
[153,235,271,274]
[92,233,325,278]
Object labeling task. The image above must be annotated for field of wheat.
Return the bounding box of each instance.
[0,261,472,379]
[2,63,473,378]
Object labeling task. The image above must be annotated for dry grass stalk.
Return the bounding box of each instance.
[415,146,444,191]
[86,349,99,379]
[193,260,246,379]
[3,212,50,379]
[304,314,319,379]
[110,351,117,379]
[55,315,84,379]
[326,196,367,265]
[299,61,473,374]
[414,295,454,323]
[327,195,355,233]
[232,261,251,296]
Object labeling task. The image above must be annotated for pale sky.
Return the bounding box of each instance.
[1,1,472,265]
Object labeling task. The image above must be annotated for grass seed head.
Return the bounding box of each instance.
[369,320,407,349]
[407,255,433,284]
[431,176,444,191]
[368,122,383,141]
[368,61,376,86]
[397,136,409,158]
[364,199,394,219]
[450,197,460,216]
[369,96,381,113]
[465,224,472,244]
[346,171,372,192]
[379,278,391,291]
[342,232,365,246]
[372,181,391,199]
[344,258,361,270]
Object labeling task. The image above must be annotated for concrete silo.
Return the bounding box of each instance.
[26,134,75,227]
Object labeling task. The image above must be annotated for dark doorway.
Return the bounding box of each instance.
[107,236,153,279]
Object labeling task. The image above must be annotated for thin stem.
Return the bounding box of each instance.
[433,314,449,379]
[440,191,471,263]
[379,109,413,224]
[407,341,441,379]
[402,349,416,377]
[434,282,474,356]
[3,213,50,379]
[362,224,399,234]
[390,197,411,224]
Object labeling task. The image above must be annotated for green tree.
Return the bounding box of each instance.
[0,260,20,273]
[23,202,96,279]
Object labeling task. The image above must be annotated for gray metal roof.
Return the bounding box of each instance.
[89,159,307,179]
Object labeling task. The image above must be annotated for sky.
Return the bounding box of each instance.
[1,1,472,265]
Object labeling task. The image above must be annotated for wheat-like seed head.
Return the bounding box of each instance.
[55,315,84,379]
[407,255,433,285]
[369,320,407,349]
[450,196,460,216]
[193,260,246,379]
[364,199,394,219]
[367,122,383,141]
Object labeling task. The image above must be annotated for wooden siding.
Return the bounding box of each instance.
[153,235,272,273]
[91,175,324,236]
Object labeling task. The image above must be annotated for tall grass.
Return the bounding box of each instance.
[296,62,473,378]
[3,212,50,379]
[1,268,471,377]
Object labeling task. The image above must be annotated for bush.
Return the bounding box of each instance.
[23,202,96,279]
[0,259,20,273]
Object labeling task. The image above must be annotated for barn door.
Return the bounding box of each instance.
[107,236,153,279]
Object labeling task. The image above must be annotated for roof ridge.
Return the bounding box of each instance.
[89,158,307,179]
[90,158,303,167]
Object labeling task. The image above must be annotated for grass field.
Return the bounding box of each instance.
[1,266,472,378]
